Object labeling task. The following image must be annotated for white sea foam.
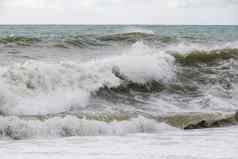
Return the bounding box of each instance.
[164,40,238,55]
[0,116,171,139]
[1,126,237,159]
[120,27,155,34]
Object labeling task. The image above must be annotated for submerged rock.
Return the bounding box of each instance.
[161,112,238,129]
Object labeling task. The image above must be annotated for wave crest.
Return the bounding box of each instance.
[175,48,238,65]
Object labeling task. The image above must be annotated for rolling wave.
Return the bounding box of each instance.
[0,32,177,48]
[0,36,41,46]
[175,48,238,65]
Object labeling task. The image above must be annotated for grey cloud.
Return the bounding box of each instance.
[0,0,237,24]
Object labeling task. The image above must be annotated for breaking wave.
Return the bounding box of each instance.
[0,42,176,115]
[0,115,170,139]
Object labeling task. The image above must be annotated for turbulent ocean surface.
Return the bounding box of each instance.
[0,25,238,159]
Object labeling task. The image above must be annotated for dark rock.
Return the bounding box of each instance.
[162,112,238,130]
[235,111,238,121]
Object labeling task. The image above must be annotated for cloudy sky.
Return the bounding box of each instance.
[0,0,237,25]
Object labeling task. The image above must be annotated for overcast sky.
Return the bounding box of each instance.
[0,0,237,25]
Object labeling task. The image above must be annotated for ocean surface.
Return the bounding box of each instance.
[0,25,238,159]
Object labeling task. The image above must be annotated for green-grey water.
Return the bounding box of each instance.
[1,25,238,159]
[0,25,237,136]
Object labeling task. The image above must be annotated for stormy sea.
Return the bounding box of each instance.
[0,25,238,159]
